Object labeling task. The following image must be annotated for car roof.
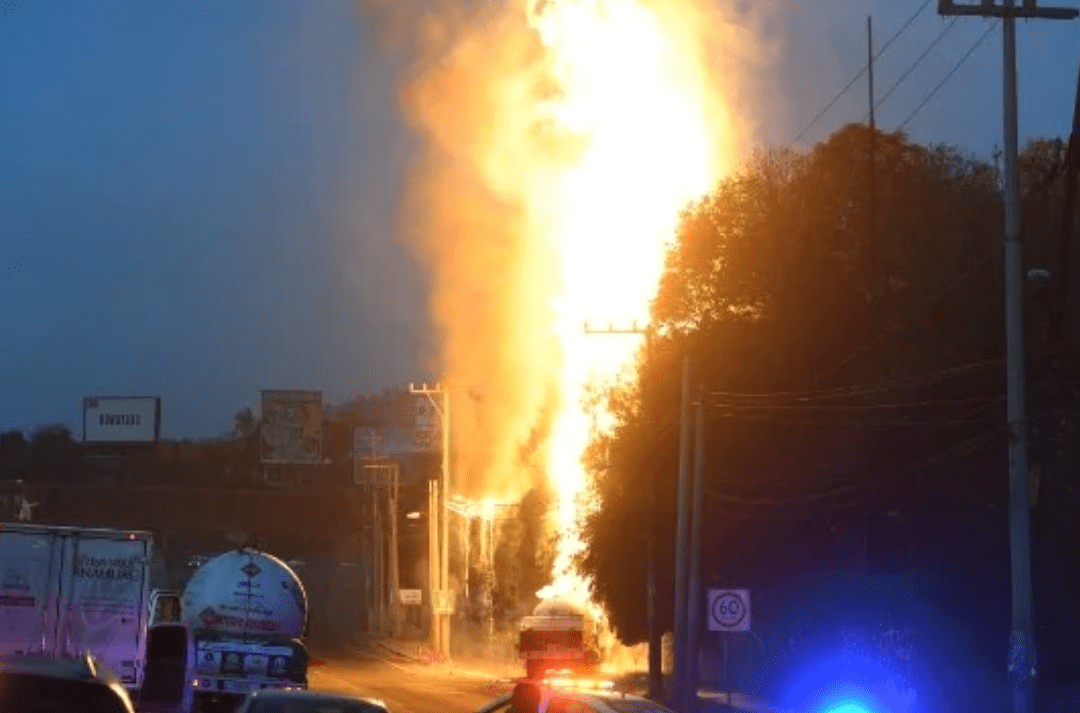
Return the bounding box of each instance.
[247,688,388,710]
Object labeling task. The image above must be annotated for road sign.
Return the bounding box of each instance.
[432,589,454,615]
[708,589,750,631]
[399,589,422,606]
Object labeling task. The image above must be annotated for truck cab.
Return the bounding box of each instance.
[138,623,196,713]
[150,589,183,627]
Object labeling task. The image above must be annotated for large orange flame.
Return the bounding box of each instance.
[529,0,721,608]
[360,0,739,626]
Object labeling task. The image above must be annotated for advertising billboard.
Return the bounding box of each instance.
[413,396,441,452]
[354,426,431,460]
[260,390,323,465]
[82,396,161,444]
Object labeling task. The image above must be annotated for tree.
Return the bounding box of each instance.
[0,431,29,480]
[233,408,258,438]
[28,425,78,482]
[581,124,1080,692]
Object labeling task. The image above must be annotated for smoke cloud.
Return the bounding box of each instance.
[355,0,776,501]
[355,0,561,501]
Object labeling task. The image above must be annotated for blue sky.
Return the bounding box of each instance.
[1,0,1078,438]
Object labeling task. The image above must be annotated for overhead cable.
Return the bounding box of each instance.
[793,0,934,144]
[708,358,1003,402]
[899,20,1000,130]
[869,17,960,118]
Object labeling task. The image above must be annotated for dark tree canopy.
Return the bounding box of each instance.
[579,126,1080,695]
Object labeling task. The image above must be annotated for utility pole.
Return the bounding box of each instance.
[389,463,401,637]
[411,382,452,662]
[683,384,706,713]
[867,15,878,285]
[428,477,439,654]
[937,5,1077,713]
[1053,52,1080,353]
[583,321,662,701]
[673,356,692,712]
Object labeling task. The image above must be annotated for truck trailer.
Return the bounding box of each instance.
[518,598,602,680]
[0,523,154,692]
[140,548,308,713]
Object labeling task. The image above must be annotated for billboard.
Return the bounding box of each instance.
[413,396,441,452]
[260,390,323,465]
[354,426,432,460]
[82,397,161,444]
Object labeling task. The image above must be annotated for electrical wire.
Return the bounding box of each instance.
[708,412,998,427]
[704,424,1003,516]
[793,0,934,145]
[899,20,1000,130]
[707,359,1003,402]
[823,251,997,380]
[707,396,1002,412]
[868,17,960,118]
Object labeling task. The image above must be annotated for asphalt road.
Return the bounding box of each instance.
[309,652,512,713]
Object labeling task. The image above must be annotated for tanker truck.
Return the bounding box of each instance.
[140,548,309,713]
[518,598,602,680]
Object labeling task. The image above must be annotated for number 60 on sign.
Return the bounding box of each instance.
[707,589,750,632]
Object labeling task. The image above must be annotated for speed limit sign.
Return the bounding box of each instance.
[708,589,750,631]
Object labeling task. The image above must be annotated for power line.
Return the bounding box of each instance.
[869,17,960,118]
[707,395,1003,412]
[899,20,1000,130]
[793,0,934,145]
[823,250,996,381]
[709,413,998,427]
[708,358,1002,402]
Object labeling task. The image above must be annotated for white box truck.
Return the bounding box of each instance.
[0,523,154,691]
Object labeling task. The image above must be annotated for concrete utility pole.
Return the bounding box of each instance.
[673,356,692,712]
[583,321,663,701]
[681,384,707,713]
[410,382,452,662]
[428,478,439,653]
[388,463,401,637]
[937,4,1077,713]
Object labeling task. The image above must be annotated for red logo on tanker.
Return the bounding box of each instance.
[200,607,220,628]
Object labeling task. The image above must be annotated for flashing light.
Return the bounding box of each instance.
[406,512,421,520]
[782,653,905,713]
[826,703,873,713]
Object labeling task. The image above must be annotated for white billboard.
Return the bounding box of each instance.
[82,396,161,444]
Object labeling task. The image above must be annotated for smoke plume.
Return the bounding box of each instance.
[355,0,776,501]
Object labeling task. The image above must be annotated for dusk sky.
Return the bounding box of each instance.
[2,0,1079,439]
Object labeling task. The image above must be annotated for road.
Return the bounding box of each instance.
[309,652,512,713]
